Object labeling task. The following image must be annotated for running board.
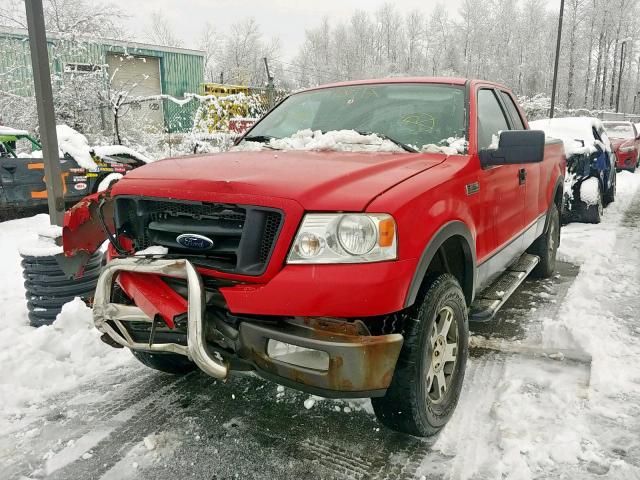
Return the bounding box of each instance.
[469,253,539,322]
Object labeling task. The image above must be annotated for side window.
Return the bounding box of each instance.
[477,89,510,150]
[499,91,525,130]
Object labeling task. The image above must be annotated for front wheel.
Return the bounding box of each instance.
[372,273,468,437]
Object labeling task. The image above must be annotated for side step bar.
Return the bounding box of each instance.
[469,253,539,322]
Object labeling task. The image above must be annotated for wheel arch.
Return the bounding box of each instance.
[404,221,476,308]
[545,175,564,232]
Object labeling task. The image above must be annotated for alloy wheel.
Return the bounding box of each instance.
[426,306,459,404]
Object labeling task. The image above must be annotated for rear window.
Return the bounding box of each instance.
[603,122,635,139]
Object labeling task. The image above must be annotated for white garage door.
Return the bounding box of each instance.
[106,53,164,133]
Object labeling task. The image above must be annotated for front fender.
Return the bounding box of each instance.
[58,192,113,277]
[403,220,476,308]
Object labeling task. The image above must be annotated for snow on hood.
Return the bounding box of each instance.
[233,129,405,153]
[420,137,468,155]
[0,125,29,136]
[233,129,467,155]
[529,117,604,157]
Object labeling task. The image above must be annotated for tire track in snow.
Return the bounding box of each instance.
[45,374,192,480]
[1,371,181,479]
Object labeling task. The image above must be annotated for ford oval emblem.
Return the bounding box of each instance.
[176,233,214,250]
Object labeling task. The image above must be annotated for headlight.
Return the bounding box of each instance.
[620,146,636,153]
[287,213,397,264]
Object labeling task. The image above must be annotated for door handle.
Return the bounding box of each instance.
[518,168,527,185]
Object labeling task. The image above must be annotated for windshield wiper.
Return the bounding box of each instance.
[353,130,418,153]
[242,134,277,143]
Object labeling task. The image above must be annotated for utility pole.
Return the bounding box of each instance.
[616,38,633,113]
[263,57,275,108]
[549,0,565,119]
[24,0,64,226]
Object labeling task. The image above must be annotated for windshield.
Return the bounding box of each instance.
[603,122,635,139]
[244,83,467,152]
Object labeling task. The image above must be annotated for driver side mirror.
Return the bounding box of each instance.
[480,130,545,167]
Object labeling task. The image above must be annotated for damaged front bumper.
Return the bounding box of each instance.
[94,257,404,398]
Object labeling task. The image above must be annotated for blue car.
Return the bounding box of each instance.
[529,117,616,224]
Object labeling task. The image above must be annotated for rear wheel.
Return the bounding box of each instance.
[580,184,603,224]
[372,273,468,437]
[131,350,197,375]
[604,171,616,205]
[528,203,560,278]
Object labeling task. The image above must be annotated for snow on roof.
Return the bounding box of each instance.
[92,145,152,163]
[24,125,151,168]
[529,117,604,157]
[0,125,29,136]
[54,125,97,170]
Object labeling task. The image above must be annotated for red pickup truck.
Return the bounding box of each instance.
[61,78,565,437]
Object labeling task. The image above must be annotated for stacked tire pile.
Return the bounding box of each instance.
[22,251,103,327]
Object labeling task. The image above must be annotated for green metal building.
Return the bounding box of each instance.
[0,26,204,132]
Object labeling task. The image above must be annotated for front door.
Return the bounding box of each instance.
[498,90,542,246]
[475,88,526,288]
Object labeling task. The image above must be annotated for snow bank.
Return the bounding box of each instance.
[0,214,131,419]
[234,129,404,153]
[530,117,604,157]
[0,297,131,416]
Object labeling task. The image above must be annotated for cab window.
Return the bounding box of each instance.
[499,91,525,130]
[477,89,510,150]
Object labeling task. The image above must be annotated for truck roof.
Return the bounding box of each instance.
[299,77,506,94]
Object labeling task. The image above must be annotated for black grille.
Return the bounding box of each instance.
[114,197,283,275]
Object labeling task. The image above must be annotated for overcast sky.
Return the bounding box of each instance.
[112,0,561,60]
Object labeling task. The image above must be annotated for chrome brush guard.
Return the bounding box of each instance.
[93,257,228,379]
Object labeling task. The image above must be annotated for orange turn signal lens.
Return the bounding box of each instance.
[378,218,396,247]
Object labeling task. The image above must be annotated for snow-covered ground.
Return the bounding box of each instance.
[0,173,639,479]
[428,170,640,479]
[0,216,131,417]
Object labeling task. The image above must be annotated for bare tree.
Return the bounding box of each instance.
[199,22,223,83]
[146,11,183,47]
[0,0,127,38]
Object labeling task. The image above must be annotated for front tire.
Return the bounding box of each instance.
[131,350,197,375]
[372,273,468,437]
[528,203,560,278]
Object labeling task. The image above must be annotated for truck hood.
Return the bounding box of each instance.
[114,150,448,210]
